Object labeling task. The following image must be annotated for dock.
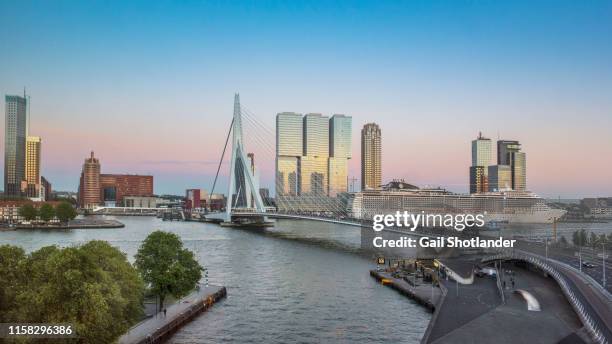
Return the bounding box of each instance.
[118,285,226,344]
[370,270,441,311]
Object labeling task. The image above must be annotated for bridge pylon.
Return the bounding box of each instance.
[224,94,266,223]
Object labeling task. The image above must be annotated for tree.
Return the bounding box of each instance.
[1,242,144,343]
[55,202,77,223]
[590,232,599,247]
[18,204,37,222]
[135,231,203,311]
[38,203,55,222]
[0,245,26,322]
[572,230,580,247]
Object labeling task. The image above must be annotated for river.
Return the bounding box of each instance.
[0,216,430,343]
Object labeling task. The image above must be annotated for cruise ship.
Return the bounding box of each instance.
[348,180,565,224]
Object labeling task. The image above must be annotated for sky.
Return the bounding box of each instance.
[1,0,611,198]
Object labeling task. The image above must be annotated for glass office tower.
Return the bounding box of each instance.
[4,95,27,196]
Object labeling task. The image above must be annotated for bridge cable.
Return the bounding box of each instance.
[209,118,234,209]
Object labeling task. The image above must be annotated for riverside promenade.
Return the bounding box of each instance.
[374,256,597,344]
[119,285,226,344]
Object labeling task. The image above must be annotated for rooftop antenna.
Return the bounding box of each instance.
[24,87,31,135]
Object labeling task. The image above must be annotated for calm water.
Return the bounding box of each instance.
[0,216,430,343]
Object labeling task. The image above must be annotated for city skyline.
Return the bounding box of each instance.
[1,1,611,198]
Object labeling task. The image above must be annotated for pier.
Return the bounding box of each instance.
[118,286,226,344]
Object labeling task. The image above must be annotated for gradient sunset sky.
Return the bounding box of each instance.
[1,0,611,198]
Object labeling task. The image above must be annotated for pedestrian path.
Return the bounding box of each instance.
[119,285,226,344]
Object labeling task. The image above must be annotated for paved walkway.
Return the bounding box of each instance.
[426,259,585,344]
[119,286,225,344]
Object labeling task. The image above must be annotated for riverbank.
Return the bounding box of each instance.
[1,218,125,230]
[119,286,227,344]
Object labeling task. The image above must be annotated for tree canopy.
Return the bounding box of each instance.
[38,203,56,222]
[18,204,37,221]
[135,230,203,310]
[55,201,77,223]
[0,241,144,343]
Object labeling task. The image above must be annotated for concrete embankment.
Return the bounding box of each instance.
[370,270,439,311]
[118,286,227,344]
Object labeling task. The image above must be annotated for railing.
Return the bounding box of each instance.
[483,251,608,344]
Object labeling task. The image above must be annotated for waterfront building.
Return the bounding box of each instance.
[41,176,52,201]
[301,114,329,196]
[276,112,303,196]
[4,94,28,196]
[361,123,381,190]
[78,151,153,208]
[99,174,153,206]
[276,112,352,212]
[329,114,352,197]
[0,200,61,224]
[469,166,488,194]
[25,136,42,198]
[496,140,527,191]
[470,132,491,194]
[123,196,157,208]
[78,151,102,208]
[185,189,209,210]
[488,165,512,191]
[472,132,492,167]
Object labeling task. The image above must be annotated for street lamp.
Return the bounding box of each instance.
[602,243,607,287]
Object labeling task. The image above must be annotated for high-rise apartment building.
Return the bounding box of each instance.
[470,132,491,194]
[25,136,42,198]
[276,112,303,196]
[361,123,381,190]
[301,114,329,195]
[488,165,512,191]
[469,166,488,194]
[4,95,27,196]
[78,151,101,208]
[509,151,526,191]
[328,114,352,197]
[496,140,526,191]
[276,112,352,211]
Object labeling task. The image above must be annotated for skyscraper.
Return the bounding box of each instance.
[328,114,352,197]
[470,132,491,193]
[509,151,526,191]
[361,123,381,190]
[497,140,520,165]
[4,94,27,196]
[301,114,329,195]
[78,151,101,208]
[25,136,42,198]
[276,112,303,196]
[497,140,527,191]
[488,165,512,191]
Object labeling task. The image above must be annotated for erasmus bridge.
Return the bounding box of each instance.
[204,94,361,227]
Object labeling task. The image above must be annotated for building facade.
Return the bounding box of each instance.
[276,112,353,212]
[78,151,101,208]
[25,136,42,198]
[496,140,526,191]
[4,95,28,196]
[361,123,381,190]
[78,151,153,208]
[488,165,512,191]
[276,112,303,196]
[328,114,352,197]
[469,166,488,194]
[470,132,491,194]
[41,176,52,201]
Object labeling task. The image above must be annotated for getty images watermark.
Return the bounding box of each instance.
[361,211,516,258]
